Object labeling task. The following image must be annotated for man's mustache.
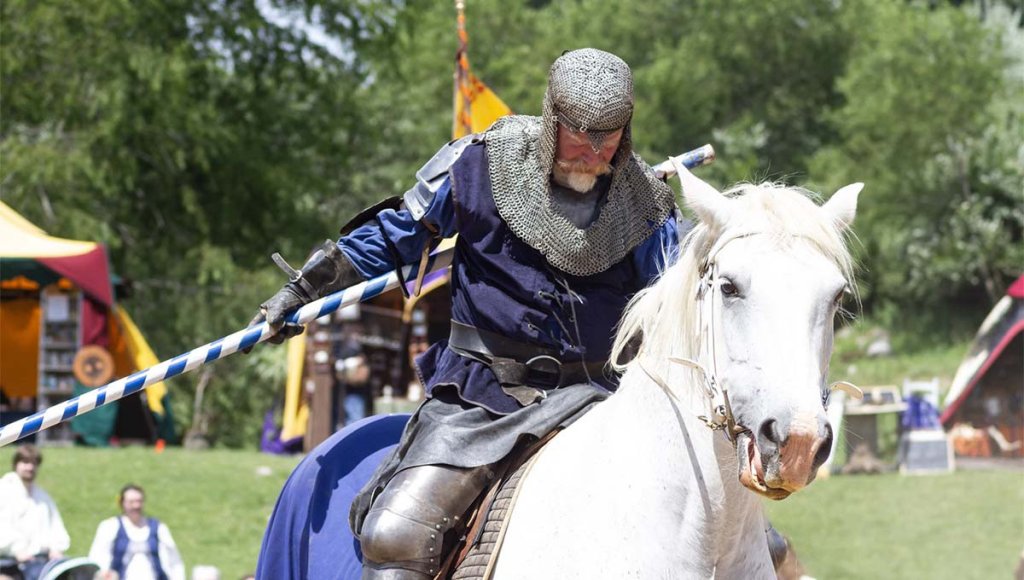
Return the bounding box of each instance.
[554,158,612,176]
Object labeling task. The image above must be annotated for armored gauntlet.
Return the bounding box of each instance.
[247,240,364,346]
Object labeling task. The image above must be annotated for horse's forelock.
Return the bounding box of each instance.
[722,182,854,284]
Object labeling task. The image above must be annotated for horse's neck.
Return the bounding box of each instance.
[605,369,767,547]
[496,366,770,577]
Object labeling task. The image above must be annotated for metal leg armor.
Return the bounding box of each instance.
[766,524,789,571]
[359,464,495,579]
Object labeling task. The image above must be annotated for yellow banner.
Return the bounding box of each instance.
[113,306,167,416]
[453,71,512,139]
[281,336,309,441]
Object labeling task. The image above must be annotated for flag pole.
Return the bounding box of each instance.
[453,0,473,138]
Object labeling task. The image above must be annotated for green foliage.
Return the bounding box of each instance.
[831,324,972,391]
[2,0,1020,446]
[1,0,398,447]
[808,1,1022,318]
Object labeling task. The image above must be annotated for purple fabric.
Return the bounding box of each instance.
[902,395,941,430]
[260,409,303,455]
[338,179,456,280]
[420,142,670,413]
[333,140,681,415]
[255,414,410,580]
[404,267,450,296]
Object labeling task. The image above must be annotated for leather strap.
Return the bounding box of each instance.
[450,320,560,361]
[438,429,562,580]
[448,321,605,393]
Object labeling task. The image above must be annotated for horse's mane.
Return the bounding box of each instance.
[610,182,855,381]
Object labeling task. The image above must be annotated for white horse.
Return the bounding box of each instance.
[491,160,863,579]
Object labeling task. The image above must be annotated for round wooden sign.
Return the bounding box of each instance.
[73,345,115,387]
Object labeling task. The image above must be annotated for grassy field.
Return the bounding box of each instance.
[17,447,300,579]
[10,445,1022,579]
[766,469,1024,579]
[830,340,971,393]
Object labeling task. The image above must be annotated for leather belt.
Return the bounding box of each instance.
[448,320,605,395]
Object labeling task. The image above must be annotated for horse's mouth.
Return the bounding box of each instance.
[736,431,792,501]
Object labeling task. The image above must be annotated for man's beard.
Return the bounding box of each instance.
[552,158,612,193]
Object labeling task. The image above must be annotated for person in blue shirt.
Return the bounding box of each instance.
[88,484,185,580]
[250,48,686,579]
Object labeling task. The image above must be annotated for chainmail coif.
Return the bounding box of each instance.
[484,49,676,277]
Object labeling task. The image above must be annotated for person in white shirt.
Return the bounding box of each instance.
[0,444,70,580]
[88,484,185,580]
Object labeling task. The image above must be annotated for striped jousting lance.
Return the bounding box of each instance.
[0,144,715,447]
[0,249,455,447]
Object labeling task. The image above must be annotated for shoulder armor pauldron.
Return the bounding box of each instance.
[403,133,481,220]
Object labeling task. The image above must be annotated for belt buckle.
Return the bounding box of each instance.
[524,355,562,388]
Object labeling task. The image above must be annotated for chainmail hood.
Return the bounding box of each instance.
[485,49,675,276]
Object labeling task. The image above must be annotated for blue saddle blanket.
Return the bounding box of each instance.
[255,414,410,580]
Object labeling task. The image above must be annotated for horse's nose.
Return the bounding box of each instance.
[758,412,832,491]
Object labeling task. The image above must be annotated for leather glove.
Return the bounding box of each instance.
[244,241,364,352]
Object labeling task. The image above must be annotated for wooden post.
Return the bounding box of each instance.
[304,318,336,451]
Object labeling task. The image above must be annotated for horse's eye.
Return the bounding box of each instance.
[833,288,847,306]
[720,280,739,297]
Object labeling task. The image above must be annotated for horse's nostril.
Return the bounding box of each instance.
[759,418,782,446]
[812,423,834,471]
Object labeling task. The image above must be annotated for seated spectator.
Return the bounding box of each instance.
[88,484,184,580]
[0,444,70,580]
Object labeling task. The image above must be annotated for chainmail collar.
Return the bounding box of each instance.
[485,115,676,277]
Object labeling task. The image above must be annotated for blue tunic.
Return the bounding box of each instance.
[339,140,681,415]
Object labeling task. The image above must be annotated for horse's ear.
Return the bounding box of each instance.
[823,182,862,231]
[669,156,731,226]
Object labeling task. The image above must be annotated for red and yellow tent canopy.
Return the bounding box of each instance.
[0,201,171,440]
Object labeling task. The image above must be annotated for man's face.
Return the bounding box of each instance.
[121,489,145,518]
[553,124,622,193]
[555,124,622,167]
[14,459,37,484]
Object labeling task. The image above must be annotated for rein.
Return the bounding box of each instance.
[636,231,863,447]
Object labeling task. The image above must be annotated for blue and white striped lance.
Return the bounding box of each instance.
[0,248,455,447]
[0,143,716,448]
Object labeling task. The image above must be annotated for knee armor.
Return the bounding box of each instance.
[359,464,494,578]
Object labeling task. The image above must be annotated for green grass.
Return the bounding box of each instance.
[765,470,1024,579]
[15,446,1023,580]
[19,447,300,579]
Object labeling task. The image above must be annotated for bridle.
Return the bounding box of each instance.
[638,231,862,446]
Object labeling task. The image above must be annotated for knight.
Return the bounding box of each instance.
[250,48,687,578]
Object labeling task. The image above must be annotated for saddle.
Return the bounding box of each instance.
[434,430,559,580]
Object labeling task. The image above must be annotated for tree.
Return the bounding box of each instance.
[1,0,399,445]
[807,0,1021,327]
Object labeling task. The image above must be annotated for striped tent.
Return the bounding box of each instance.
[0,201,174,445]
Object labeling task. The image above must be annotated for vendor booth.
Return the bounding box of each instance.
[942,275,1024,457]
[0,201,174,445]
